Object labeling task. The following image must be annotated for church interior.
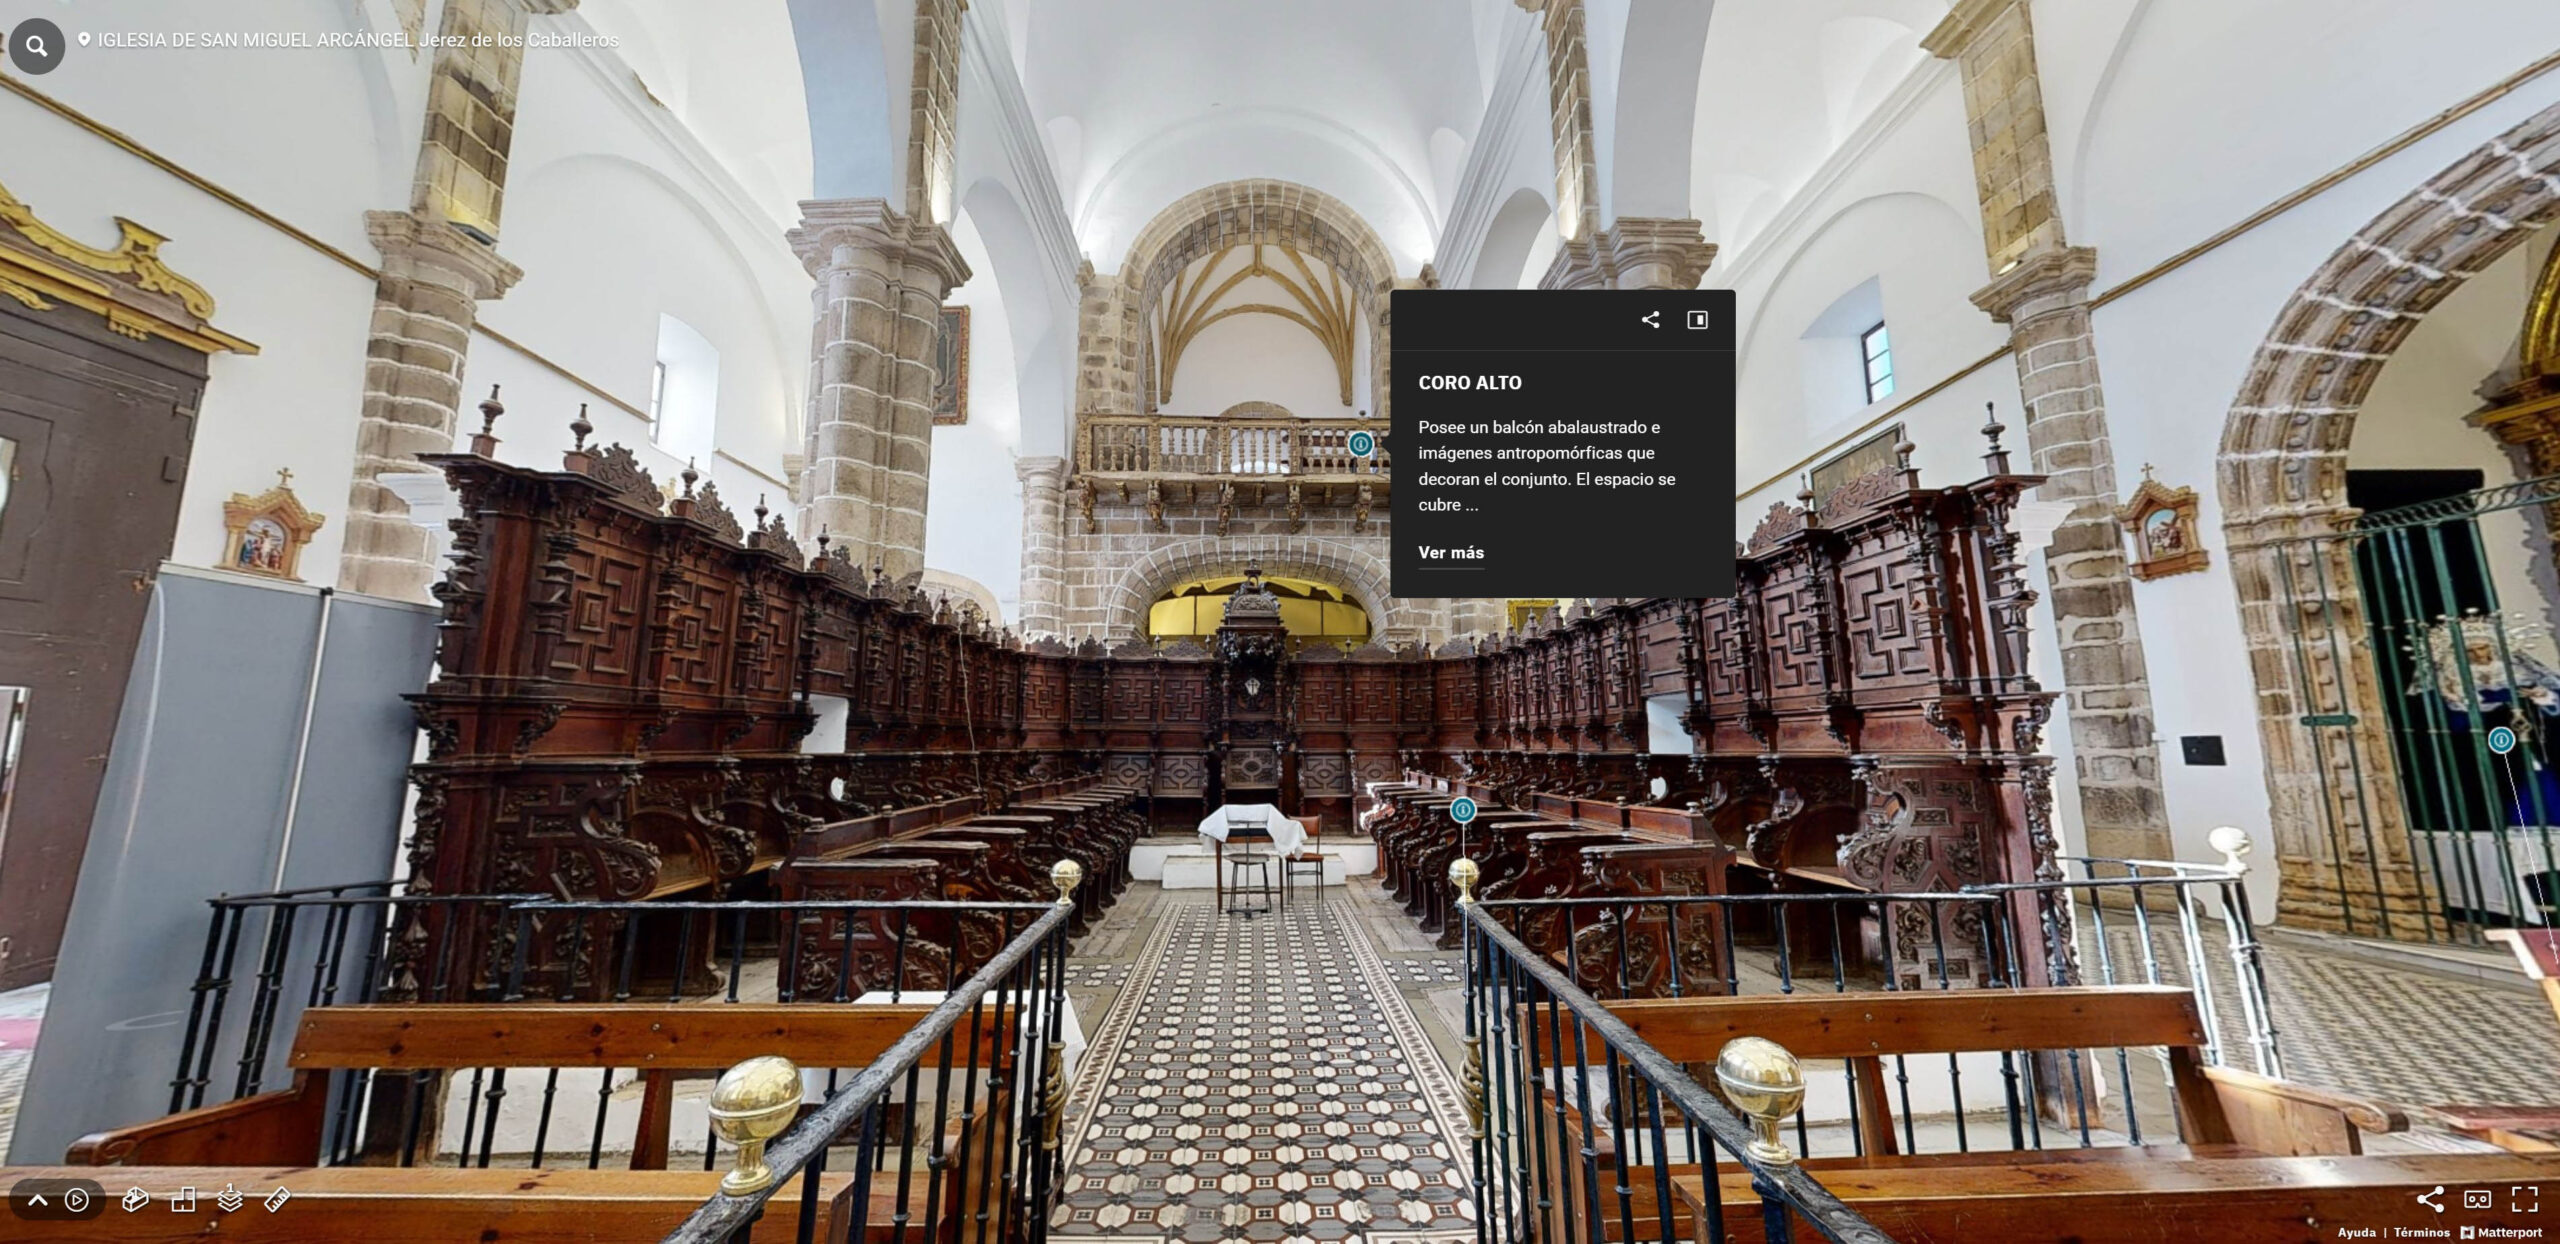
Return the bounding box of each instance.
[2,0,2560,1239]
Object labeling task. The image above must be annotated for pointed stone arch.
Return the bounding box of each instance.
[1117,180,1403,413]
[2217,101,2560,927]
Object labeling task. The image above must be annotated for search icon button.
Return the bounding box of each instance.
[9,19,65,74]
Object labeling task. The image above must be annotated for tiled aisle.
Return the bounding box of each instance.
[1053,884,1475,1244]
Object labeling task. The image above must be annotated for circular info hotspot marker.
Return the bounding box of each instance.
[1347,430,1375,458]
[1449,796,1477,825]
[2489,725,2519,755]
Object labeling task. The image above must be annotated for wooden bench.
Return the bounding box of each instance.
[60,1002,1025,1243]
[1523,985,2417,1242]
[1667,1153,2560,1243]
[2420,928,2560,1154]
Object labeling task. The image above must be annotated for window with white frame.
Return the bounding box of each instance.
[650,314,719,462]
[1860,322,1895,404]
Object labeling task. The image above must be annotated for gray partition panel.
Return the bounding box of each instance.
[6,570,434,1162]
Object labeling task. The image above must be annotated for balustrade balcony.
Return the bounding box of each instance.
[1075,413,1391,489]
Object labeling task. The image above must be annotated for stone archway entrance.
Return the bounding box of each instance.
[1098,534,1425,645]
[2218,101,2560,932]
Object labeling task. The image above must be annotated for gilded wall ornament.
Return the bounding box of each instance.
[220,468,326,581]
[2116,465,2208,581]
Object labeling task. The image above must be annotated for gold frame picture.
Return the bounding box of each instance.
[2116,468,2208,581]
[221,468,326,582]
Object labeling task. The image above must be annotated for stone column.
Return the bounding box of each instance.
[1074,261,1143,417]
[1017,455,1068,638]
[1516,0,1602,244]
[788,199,969,582]
[1540,217,1717,291]
[340,224,522,603]
[1929,0,2174,861]
[337,0,568,600]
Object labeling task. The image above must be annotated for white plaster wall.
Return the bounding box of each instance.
[927,210,1027,625]
[3,1,817,590]
[2078,88,2560,902]
[0,0,415,584]
[2047,0,2560,289]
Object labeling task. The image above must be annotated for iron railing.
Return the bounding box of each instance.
[170,884,541,1114]
[662,899,1076,1244]
[2263,472,2560,942]
[170,884,1062,1176]
[1464,854,2280,1195]
[1461,895,1894,1244]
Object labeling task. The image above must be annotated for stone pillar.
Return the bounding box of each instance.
[340,221,521,602]
[788,199,969,582]
[1074,262,1143,417]
[1516,0,1602,243]
[1540,217,1717,291]
[337,0,569,600]
[1932,0,2175,861]
[1018,455,1068,638]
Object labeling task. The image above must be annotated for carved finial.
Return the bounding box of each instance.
[2141,462,2157,482]
[1980,402,2012,474]
[275,467,294,490]
[570,403,592,452]
[1895,441,1917,471]
[471,385,505,457]
[816,526,832,558]
[754,494,770,525]
[681,458,700,499]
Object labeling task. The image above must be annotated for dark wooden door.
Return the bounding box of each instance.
[0,302,204,989]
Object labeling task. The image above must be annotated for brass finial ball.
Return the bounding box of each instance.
[708,1055,803,1195]
[1716,1037,1806,1165]
[1051,858,1084,905]
[1448,857,1480,905]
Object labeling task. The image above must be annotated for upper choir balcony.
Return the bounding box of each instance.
[1074,412,1393,504]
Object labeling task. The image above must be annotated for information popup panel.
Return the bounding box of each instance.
[1389,290,1736,600]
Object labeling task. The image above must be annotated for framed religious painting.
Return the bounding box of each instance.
[220,468,326,581]
[2116,467,2208,581]
[934,304,969,426]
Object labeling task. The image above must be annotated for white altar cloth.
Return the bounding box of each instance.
[1195,802,1309,859]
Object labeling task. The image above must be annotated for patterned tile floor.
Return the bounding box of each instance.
[1054,885,1474,1244]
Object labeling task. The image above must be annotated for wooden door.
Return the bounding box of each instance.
[0,301,205,989]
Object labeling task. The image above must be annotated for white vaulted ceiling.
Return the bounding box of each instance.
[1688,0,1948,260]
[1014,0,1506,274]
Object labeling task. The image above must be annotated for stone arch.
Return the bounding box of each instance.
[2217,101,2560,927]
[1099,535,1418,643]
[1119,180,1402,413]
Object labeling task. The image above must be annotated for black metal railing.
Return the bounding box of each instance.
[1461,896,1894,1244]
[662,898,1077,1244]
[170,882,1066,1175]
[171,884,540,1114]
[1466,853,2281,1180]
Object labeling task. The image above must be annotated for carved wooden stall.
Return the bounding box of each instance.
[401,412,2055,997]
[1376,430,2061,990]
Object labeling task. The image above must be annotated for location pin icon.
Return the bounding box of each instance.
[76,30,89,46]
